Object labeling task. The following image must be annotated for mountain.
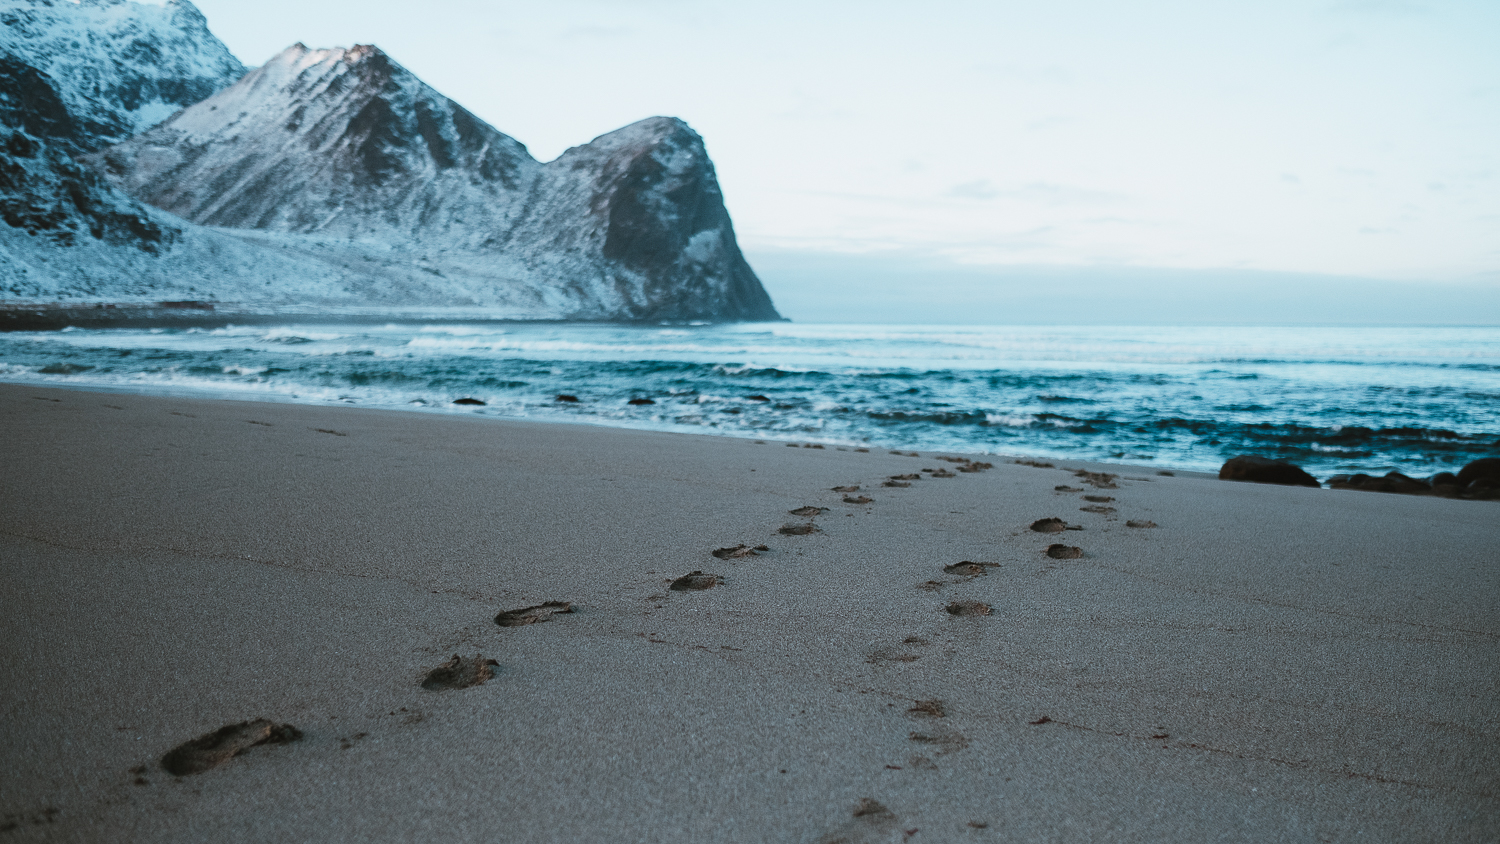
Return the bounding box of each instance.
[0,0,243,287]
[1,3,780,322]
[93,43,779,321]
[0,0,246,152]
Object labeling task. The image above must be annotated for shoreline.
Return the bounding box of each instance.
[1,382,1496,841]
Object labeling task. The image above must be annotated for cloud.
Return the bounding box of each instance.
[948,180,1000,200]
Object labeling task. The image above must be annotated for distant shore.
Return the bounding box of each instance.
[0,302,746,332]
[2,382,1496,841]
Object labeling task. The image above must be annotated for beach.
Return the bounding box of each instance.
[1,381,1496,841]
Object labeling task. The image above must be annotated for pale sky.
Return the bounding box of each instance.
[182,0,1498,311]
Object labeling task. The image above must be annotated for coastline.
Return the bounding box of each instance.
[1,382,1496,841]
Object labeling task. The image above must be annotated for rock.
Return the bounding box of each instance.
[555,394,580,403]
[1457,458,1500,488]
[1329,472,1432,495]
[1218,455,1320,488]
[627,397,655,405]
[452,397,485,405]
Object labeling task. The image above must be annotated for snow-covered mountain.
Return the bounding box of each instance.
[0,0,245,151]
[1,3,780,322]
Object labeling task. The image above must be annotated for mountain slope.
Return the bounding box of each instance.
[0,0,245,151]
[95,43,781,320]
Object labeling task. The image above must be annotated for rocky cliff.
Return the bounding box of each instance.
[1,2,780,322]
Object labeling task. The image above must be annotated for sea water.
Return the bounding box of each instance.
[2,321,1496,477]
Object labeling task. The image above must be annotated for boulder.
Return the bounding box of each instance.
[1329,472,1431,495]
[1457,458,1500,488]
[1218,455,1320,488]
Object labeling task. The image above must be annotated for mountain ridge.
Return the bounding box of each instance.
[1,1,780,322]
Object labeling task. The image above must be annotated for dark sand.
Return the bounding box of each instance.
[0,383,1496,842]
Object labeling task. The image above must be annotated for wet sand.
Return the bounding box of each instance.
[1,382,1496,842]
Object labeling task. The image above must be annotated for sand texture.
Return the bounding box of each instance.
[0,383,1496,842]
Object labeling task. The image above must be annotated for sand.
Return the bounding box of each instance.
[0,382,1496,842]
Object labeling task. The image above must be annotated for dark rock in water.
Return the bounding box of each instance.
[746,395,770,402]
[1430,472,1464,498]
[1457,458,1500,488]
[452,397,485,405]
[628,397,655,405]
[1329,472,1431,495]
[555,394,580,403]
[1218,455,1320,488]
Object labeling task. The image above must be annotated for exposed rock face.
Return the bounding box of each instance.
[90,43,781,321]
[1218,455,1320,488]
[0,0,246,151]
[95,44,540,241]
[2,5,780,321]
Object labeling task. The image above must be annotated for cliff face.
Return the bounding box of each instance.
[95,44,542,242]
[94,43,781,320]
[2,3,781,321]
[0,0,246,151]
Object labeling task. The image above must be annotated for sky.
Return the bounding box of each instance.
[181,0,1500,322]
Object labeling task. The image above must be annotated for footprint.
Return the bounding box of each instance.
[1079,505,1116,514]
[843,495,874,504]
[945,601,991,617]
[421,654,498,690]
[927,469,956,478]
[789,506,829,517]
[779,523,819,535]
[160,719,302,776]
[907,699,946,718]
[495,601,575,627]
[669,571,723,591]
[1074,470,1119,489]
[1015,459,1055,468]
[1054,485,1082,492]
[908,727,970,754]
[916,580,944,592]
[818,798,904,844]
[1126,520,1159,529]
[1029,517,1068,533]
[1082,495,1115,503]
[712,544,768,559]
[957,461,993,473]
[942,561,997,576]
[868,647,921,664]
[1045,544,1083,559]
[889,474,921,481]
[882,481,911,488]
[832,485,861,492]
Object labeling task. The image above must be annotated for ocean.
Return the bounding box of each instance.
[2,321,1496,478]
